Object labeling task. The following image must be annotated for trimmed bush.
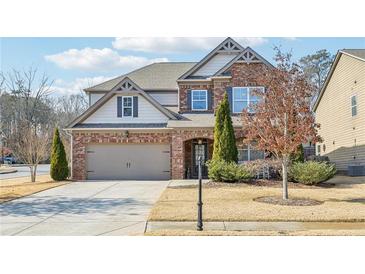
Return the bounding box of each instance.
[50,128,69,181]
[206,159,253,183]
[289,161,336,185]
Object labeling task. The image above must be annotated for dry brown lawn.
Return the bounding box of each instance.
[0,175,68,203]
[149,182,365,222]
[145,229,365,236]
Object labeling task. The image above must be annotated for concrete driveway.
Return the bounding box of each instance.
[0,180,169,236]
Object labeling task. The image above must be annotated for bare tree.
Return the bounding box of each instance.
[2,68,54,182]
[10,125,51,181]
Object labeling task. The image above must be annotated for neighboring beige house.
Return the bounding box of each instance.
[313,49,365,175]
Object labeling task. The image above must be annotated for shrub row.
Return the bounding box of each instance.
[206,159,253,183]
[207,159,336,185]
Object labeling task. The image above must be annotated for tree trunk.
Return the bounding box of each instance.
[282,156,289,200]
[29,165,37,182]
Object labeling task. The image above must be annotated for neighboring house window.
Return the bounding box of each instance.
[238,144,265,163]
[123,96,133,117]
[233,87,263,113]
[351,95,357,117]
[191,90,207,110]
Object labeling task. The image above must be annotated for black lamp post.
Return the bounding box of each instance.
[197,156,203,231]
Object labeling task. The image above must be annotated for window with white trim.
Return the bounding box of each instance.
[122,96,133,117]
[233,87,264,113]
[238,144,265,163]
[192,90,207,110]
[351,95,357,117]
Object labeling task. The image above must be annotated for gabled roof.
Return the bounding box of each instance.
[341,49,365,61]
[85,62,196,92]
[313,49,365,112]
[67,77,177,128]
[214,47,274,75]
[178,37,245,80]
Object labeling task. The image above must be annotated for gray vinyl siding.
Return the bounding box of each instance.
[83,94,169,124]
[147,92,178,106]
[192,53,238,76]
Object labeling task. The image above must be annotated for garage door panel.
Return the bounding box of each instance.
[86,144,170,180]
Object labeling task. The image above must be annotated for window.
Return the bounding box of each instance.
[351,95,357,117]
[238,144,265,163]
[192,90,207,110]
[122,96,133,117]
[233,87,264,113]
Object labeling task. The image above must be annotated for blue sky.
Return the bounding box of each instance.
[1,37,364,96]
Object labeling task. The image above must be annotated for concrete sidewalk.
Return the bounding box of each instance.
[146,221,365,233]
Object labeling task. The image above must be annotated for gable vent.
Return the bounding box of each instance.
[237,49,263,64]
[218,40,242,52]
[118,79,138,91]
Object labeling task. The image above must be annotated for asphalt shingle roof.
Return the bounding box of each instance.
[85,62,196,92]
[342,49,365,61]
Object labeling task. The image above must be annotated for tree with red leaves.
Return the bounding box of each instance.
[241,48,321,199]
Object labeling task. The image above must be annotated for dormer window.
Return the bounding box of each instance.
[123,96,133,117]
[191,90,207,111]
[233,87,263,113]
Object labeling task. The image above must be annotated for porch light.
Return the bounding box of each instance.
[198,139,203,145]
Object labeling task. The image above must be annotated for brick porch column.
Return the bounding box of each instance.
[171,132,184,179]
[72,134,87,181]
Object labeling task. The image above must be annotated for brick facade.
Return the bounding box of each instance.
[71,58,270,181]
[178,83,213,113]
[178,63,269,114]
[72,131,171,180]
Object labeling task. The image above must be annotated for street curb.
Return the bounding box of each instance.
[0,169,17,175]
[145,221,365,233]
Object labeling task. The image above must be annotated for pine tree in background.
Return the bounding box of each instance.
[212,92,238,163]
[50,128,69,181]
[291,144,305,163]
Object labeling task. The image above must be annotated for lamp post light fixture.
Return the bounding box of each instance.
[197,156,203,231]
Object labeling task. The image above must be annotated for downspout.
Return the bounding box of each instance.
[64,129,73,180]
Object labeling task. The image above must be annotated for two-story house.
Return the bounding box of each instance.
[314,49,365,175]
[66,37,273,180]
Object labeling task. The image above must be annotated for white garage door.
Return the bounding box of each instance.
[86,144,170,180]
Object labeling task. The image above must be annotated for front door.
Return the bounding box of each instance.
[192,141,208,178]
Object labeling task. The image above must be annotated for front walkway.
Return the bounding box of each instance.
[0,180,169,236]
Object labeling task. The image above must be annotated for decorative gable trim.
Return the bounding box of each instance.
[111,77,141,92]
[66,77,176,128]
[178,37,245,80]
[214,47,275,76]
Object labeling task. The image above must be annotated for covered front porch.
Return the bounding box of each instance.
[183,138,214,179]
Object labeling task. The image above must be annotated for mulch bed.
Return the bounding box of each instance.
[254,196,324,206]
[246,179,335,189]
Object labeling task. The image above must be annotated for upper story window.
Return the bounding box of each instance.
[123,96,133,117]
[233,87,263,113]
[191,90,207,111]
[351,95,357,117]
